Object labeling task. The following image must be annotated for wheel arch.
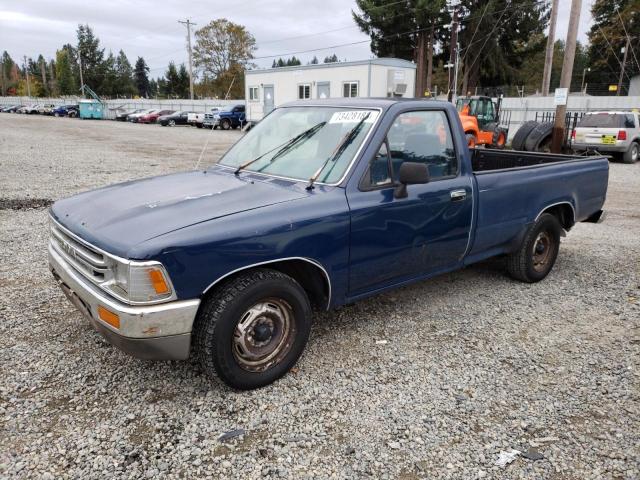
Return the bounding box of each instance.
[535,201,576,231]
[201,257,331,311]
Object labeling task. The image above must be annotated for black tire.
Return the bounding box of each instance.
[622,142,639,164]
[221,119,231,130]
[196,123,203,128]
[194,268,312,390]
[68,111,77,118]
[168,119,176,127]
[507,213,562,283]
[525,122,554,152]
[511,121,539,151]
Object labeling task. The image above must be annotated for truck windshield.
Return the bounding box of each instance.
[218,107,379,184]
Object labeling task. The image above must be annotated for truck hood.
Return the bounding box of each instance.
[50,167,309,257]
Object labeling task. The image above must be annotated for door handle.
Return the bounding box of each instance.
[450,189,467,202]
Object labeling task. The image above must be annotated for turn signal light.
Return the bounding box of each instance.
[617,130,627,141]
[148,268,170,295]
[98,306,120,329]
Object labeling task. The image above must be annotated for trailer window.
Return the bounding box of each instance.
[387,111,457,179]
[298,84,311,99]
[343,82,359,98]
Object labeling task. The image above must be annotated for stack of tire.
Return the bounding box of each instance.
[511,121,554,153]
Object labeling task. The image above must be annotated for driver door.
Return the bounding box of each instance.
[347,109,473,296]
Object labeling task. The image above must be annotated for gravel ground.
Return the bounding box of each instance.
[1,114,638,479]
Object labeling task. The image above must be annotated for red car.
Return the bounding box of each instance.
[138,109,175,124]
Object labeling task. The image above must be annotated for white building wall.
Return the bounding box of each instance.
[245,60,416,121]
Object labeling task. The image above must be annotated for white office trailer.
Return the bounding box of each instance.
[244,58,416,121]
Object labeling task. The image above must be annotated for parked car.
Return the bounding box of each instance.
[188,108,219,128]
[37,104,57,115]
[1,105,23,113]
[159,111,193,126]
[114,109,144,121]
[18,104,40,114]
[138,109,175,124]
[204,104,246,130]
[48,98,608,390]
[571,111,640,164]
[52,105,79,118]
[128,109,157,123]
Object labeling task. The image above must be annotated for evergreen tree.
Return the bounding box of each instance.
[163,62,179,97]
[587,0,639,95]
[134,56,150,97]
[149,78,159,98]
[272,59,277,68]
[323,54,339,63]
[310,56,319,64]
[115,50,135,97]
[76,24,105,92]
[100,52,118,97]
[1,51,16,96]
[56,49,76,95]
[177,63,190,98]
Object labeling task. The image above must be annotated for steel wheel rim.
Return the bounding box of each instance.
[232,298,296,372]
[532,231,554,272]
[632,144,638,160]
[169,120,175,126]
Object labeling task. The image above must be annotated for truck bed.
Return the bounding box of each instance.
[465,148,609,265]
[470,149,600,172]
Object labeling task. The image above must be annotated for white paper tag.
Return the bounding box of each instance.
[329,110,376,124]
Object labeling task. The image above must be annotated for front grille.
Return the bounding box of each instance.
[50,221,112,285]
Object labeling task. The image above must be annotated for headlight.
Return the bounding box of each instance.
[104,260,175,304]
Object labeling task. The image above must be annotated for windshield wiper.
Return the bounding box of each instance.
[306,112,370,190]
[234,121,326,175]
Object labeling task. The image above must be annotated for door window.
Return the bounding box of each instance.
[387,111,457,179]
[361,141,392,189]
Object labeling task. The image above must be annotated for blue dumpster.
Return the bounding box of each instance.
[79,99,104,119]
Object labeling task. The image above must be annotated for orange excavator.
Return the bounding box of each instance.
[455,95,508,148]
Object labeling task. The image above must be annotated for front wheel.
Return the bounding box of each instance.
[194,269,312,390]
[168,119,176,127]
[507,213,562,283]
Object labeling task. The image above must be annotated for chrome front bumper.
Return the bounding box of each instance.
[48,243,200,360]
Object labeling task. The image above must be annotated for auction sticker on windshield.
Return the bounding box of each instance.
[329,110,378,124]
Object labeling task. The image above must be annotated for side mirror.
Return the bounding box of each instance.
[394,162,430,199]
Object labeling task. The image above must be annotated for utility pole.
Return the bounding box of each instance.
[551,0,581,153]
[447,1,460,102]
[178,18,196,100]
[541,0,559,96]
[24,56,31,97]
[617,36,630,96]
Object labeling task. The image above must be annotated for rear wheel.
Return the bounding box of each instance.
[623,142,639,164]
[168,119,176,127]
[196,123,203,128]
[507,213,562,283]
[221,119,231,130]
[194,268,312,390]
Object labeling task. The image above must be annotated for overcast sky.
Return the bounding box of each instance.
[0,0,594,76]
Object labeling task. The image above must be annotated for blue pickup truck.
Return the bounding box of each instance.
[48,99,608,389]
[203,104,246,130]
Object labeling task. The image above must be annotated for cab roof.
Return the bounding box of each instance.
[281,97,451,111]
